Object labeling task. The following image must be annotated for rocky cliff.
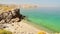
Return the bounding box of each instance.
[0,9,25,24]
[0,5,25,29]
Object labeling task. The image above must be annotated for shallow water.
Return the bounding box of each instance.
[20,8,60,32]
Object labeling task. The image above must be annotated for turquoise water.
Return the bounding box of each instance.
[20,8,60,32]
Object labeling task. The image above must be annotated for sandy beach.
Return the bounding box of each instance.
[20,20,40,34]
[4,19,49,34]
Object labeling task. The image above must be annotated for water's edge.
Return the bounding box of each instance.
[20,8,60,32]
[23,18,56,33]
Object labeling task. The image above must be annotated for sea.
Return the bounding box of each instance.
[20,7,60,32]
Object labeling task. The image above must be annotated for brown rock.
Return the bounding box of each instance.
[0,8,25,23]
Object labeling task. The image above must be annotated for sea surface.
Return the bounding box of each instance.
[20,7,60,32]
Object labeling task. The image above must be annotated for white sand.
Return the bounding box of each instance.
[20,20,40,34]
[4,20,48,34]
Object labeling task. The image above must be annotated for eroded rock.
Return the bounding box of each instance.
[0,5,25,34]
[0,8,25,23]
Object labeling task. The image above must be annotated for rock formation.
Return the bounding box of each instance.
[0,9,25,24]
[0,5,25,29]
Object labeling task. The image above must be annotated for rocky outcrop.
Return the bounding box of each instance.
[0,9,25,24]
[0,5,26,34]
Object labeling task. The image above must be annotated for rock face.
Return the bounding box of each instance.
[0,8,25,28]
[0,5,26,34]
[0,8,25,29]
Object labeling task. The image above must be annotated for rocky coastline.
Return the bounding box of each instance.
[0,9,25,24]
[0,5,25,34]
[0,5,48,34]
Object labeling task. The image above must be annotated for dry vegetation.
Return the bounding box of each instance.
[0,29,12,34]
[0,4,19,14]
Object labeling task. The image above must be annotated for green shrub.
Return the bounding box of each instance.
[0,29,12,34]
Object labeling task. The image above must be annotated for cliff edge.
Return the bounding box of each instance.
[0,5,24,23]
[0,5,25,34]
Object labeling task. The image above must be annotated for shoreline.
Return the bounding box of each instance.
[22,18,56,33]
[20,19,40,34]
